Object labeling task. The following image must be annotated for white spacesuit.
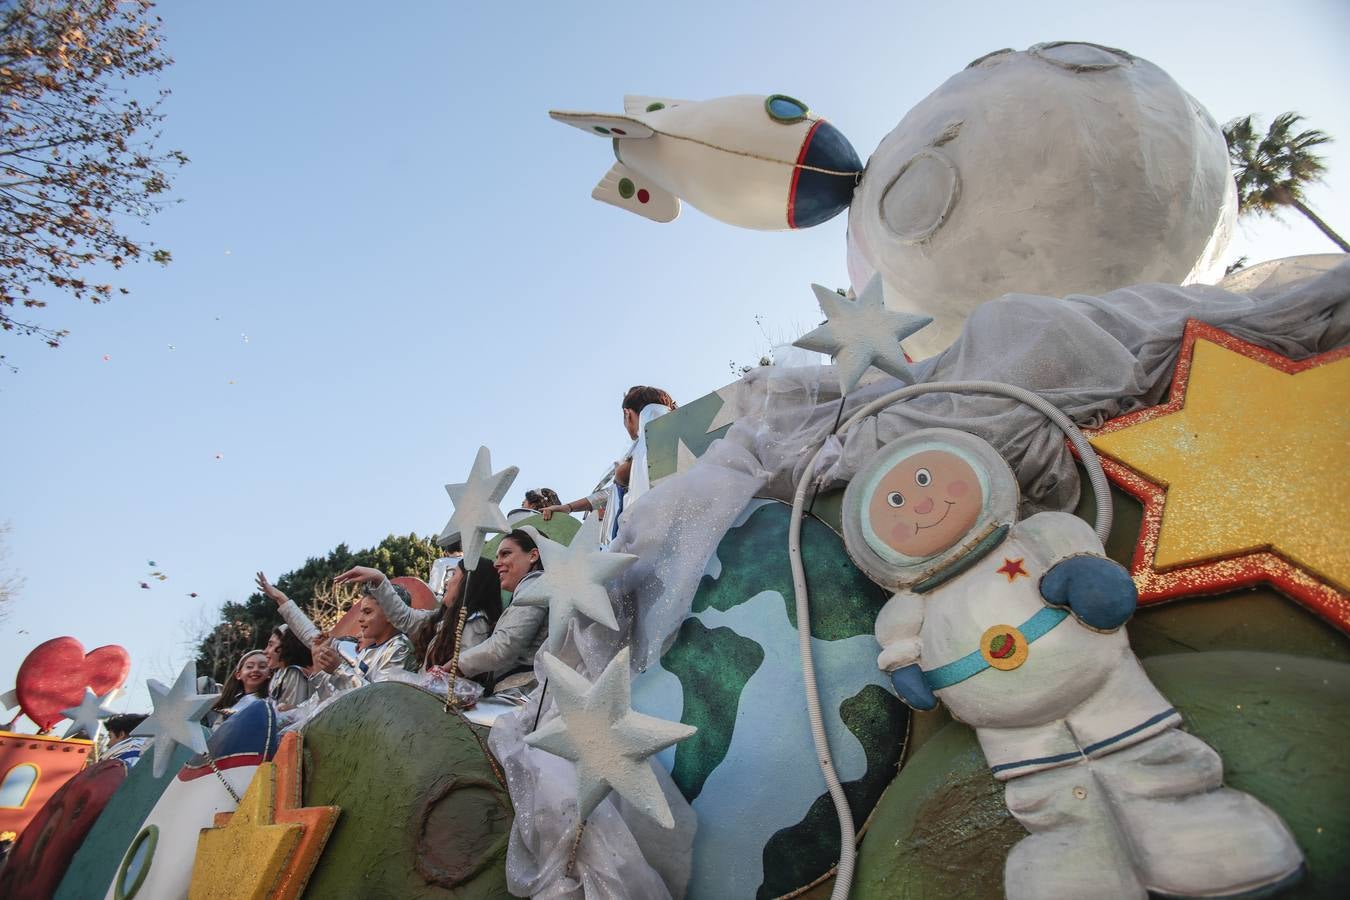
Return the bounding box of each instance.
[842,428,1303,899]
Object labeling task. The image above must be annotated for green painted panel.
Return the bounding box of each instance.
[757,685,908,899]
[646,388,733,485]
[301,682,513,899]
[53,745,193,900]
[691,503,886,641]
[481,512,579,561]
[664,617,765,802]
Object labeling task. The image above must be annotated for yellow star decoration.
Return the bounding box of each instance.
[189,763,301,900]
[1091,334,1350,591]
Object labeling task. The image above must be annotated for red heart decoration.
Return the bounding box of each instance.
[15,637,131,731]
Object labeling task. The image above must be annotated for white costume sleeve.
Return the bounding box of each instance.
[367,576,438,642]
[457,603,547,678]
[276,600,323,646]
[875,590,925,671]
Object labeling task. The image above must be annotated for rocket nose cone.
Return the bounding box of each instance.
[789,120,863,229]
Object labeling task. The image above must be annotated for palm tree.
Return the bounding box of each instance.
[1223,113,1348,252]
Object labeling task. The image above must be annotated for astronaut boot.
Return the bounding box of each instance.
[1093,728,1304,898]
[1002,761,1146,900]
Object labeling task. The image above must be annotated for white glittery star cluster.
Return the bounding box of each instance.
[793,274,932,394]
[438,445,519,562]
[513,517,636,652]
[140,660,219,778]
[525,648,695,828]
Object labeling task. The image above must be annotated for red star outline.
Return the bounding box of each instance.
[996,558,1029,582]
[1077,319,1350,634]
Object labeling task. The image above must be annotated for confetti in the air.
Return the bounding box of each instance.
[139,582,150,590]
[168,344,176,351]
[241,334,249,343]
[102,354,111,362]
[188,592,199,598]
[214,453,223,460]
[148,560,156,567]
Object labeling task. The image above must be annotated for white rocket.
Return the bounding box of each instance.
[549,94,862,231]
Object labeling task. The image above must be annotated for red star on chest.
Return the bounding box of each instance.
[996,558,1029,582]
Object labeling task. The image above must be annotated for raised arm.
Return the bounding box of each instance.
[874,590,935,711]
[334,566,436,639]
[257,572,323,646]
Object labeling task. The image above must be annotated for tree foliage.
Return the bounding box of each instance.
[0,0,186,366]
[194,532,444,684]
[1223,112,1347,252]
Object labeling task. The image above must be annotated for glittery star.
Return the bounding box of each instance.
[59,686,123,740]
[191,732,338,900]
[996,558,1029,582]
[792,274,932,395]
[139,660,220,778]
[514,517,636,652]
[438,445,519,562]
[1086,320,1350,630]
[525,648,696,828]
[189,762,302,900]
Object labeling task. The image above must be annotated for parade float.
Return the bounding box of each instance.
[1,41,1346,899]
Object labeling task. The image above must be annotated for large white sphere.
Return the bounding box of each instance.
[848,42,1236,358]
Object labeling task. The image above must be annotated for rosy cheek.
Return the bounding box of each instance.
[889,521,912,542]
[947,480,969,498]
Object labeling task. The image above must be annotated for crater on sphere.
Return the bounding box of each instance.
[1031,41,1132,71]
[879,150,960,243]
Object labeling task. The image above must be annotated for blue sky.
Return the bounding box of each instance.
[2,0,1348,717]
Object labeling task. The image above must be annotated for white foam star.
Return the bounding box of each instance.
[60,686,124,740]
[792,274,932,394]
[525,647,696,828]
[513,517,636,652]
[139,661,220,778]
[438,445,519,562]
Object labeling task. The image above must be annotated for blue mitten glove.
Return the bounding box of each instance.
[890,664,938,711]
[1040,555,1137,631]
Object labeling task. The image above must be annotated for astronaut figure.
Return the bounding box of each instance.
[841,428,1303,899]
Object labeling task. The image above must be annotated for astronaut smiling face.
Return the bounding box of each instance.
[867,449,983,558]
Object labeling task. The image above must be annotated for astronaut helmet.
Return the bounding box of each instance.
[841,427,1018,590]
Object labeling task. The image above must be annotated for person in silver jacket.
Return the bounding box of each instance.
[334,556,503,681]
[263,623,313,709]
[257,571,412,701]
[458,529,548,693]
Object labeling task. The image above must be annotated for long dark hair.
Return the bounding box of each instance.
[271,625,313,668]
[420,556,503,669]
[212,650,269,712]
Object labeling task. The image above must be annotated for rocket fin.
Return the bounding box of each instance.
[623,95,691,116]
[549,110,653,139]
[592,162,680,223]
